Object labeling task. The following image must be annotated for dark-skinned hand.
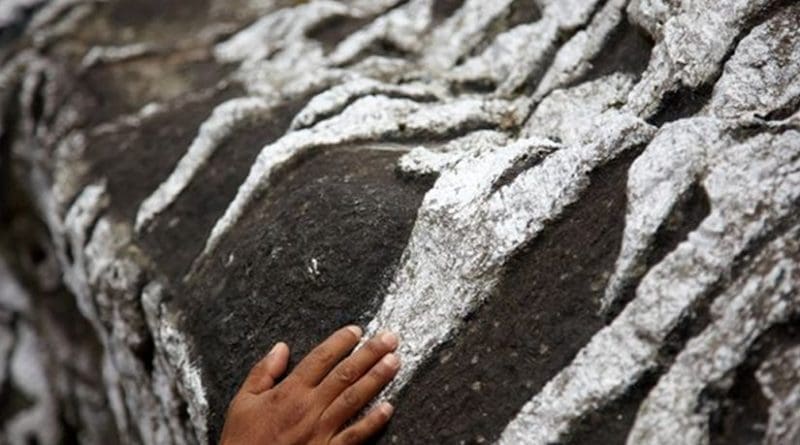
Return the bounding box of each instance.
[220,326,400,445]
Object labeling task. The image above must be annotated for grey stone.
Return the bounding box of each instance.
[1,0,799,444]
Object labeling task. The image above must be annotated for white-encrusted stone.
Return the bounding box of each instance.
[214,1,348,63]
[367,112,654,401]
[397,130,510,176]
[533,0,627,99]
[202,95,528,257]
[625,0,778,117]
[290,78,445,130]
[523,73,635,145]
[757,344,800,445]
[626,227,800,444]
[422,0,517,71]
[705,2,800,120]
[329,0,434,67]
[135,97,274,232]
[499,124,800,444]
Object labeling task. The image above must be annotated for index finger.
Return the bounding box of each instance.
[290,325,363,386]
[314,331,398,404]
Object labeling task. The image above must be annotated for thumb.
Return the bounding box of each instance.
[244,342,290,394]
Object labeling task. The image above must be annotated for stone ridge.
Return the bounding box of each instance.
[0,0,798,444]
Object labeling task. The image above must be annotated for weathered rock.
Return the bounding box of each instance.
[1,0,799,444]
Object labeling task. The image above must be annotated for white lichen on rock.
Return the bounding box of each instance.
[532,0,628,99]
[626,225,800,445]
[135,97,274,232]
[523,72,635,145]
[705,2,800,120]
[500,123,800,444]
[4,0,800,443]
[329,0,434,67]
[625,0,779,117]
[202,95,527,257]
[421,0,518,72]
[449,0,607,95]
[756,344,800,445]
[367,112,654,399]
[142,282,210,445]
[289,78,445,130]
[214,1,348,63]
[397,130,510,177]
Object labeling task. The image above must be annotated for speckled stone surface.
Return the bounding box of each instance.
[1,0,799,444]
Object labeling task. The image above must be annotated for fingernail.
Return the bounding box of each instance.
[379,402,394,417]
[346,325,363,338]
[268,343,281,356]
[381,331,398,349]
[382,353,400,369]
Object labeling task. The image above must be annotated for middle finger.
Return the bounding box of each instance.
[314,331,399,404]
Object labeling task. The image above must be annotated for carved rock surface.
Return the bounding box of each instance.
[1,0,799,444]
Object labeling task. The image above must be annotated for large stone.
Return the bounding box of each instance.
[1,0,798,444]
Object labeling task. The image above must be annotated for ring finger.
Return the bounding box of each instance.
[320,353,401,431]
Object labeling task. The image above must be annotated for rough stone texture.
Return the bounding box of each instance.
[0,0,798,444]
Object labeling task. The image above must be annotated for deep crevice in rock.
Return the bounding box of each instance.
[306,14,374,52]
[649,0,796,127]
[134,329,156,375]
[431,0,466,25]
[456,0,543,66]
[648,84,714,127]
[512,0,609,97]
[764,96,800,121]
[28,71,46,130]
[490,145,557,194]
[576,11,654,86]
[0,81,21,225]
[452,78,498,95]
[562,369,660,445]
[707,321,800,445]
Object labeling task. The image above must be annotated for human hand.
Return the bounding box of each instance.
[219,326,400,445]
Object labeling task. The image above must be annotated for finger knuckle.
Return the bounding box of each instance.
[342,388,362,408]
[246,360,266,380]
[338,429,362,445]
[265,387,287,405]
[313,346,335,365]
[319,410,337,431]
[251,359,267,373]
[342,430,361,445]
[334,365,357,384]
